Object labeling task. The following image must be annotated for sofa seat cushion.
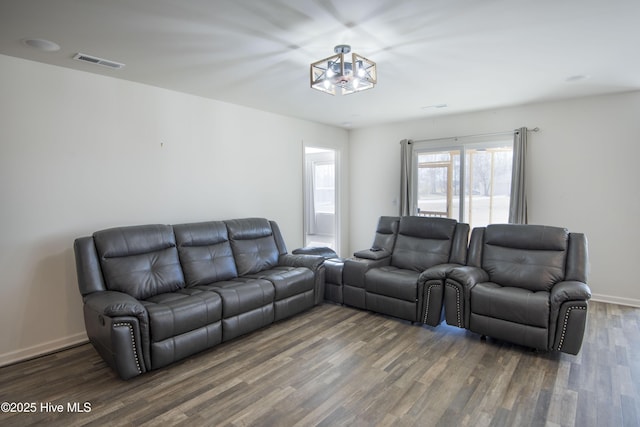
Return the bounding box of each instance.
[244,267,315,301]
[471,282,550,328]
[197,279,274,318]
[197,278,275,341]
[365,266,419,302]
[142,288,222,342]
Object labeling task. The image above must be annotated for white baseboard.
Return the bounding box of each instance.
[591,293,640,308]
[0,332,89,368]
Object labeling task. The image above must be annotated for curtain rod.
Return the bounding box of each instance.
[409,127,539,144]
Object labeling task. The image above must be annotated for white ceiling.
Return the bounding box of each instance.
[1,0,639,129]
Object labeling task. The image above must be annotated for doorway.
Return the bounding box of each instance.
[304,147,338,250]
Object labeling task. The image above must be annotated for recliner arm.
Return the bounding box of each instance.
[84,290,149,319]
[353,248,392,260]
[447,266,490,288]
[278,254,325,271]
[444,266,489,328]
[549,280,591,335]
[292,246,338,259]
[417,263,463,326]
[83,291,150,378]
[418,263,463,284]
[550,281,591,306]
[549,281,591,354]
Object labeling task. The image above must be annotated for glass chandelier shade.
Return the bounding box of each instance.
[310,45,377,95]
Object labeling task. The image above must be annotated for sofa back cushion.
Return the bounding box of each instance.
[483,224,568,291]
[226,218,279,276]
[93,224,185,300]
[174,221,238,286]
[391,216,457,272]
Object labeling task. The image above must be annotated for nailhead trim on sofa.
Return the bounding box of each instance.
[114,322,142,375]
[556,306,587,351]
[422,283,440,323]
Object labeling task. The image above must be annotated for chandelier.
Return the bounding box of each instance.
[310,45,377,95]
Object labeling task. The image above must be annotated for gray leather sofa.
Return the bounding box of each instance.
[74,218,325,379]
[444,224,591,354]
[343,216,469,325]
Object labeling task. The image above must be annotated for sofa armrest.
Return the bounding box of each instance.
[83,291,150,378]
[353,248,392,260]
[84,290,148,318]
[447,266,490,288]
[444,266,489,328]
[418,263,463,284]
[549,280,591,330]
[550,281,591,306]
[278,253,325,271]
[292,246,338,260]
[549,281,591,354]
[417,263,462,326]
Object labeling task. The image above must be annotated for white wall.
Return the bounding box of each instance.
[349,91,640,306]
[0,54,349,365]
[2,51,638,366]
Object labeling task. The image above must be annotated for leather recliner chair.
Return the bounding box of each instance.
[343,216,469,325]
[444,224,591,354]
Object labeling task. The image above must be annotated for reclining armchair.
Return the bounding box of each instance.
[444,224,591,354]
[344,216,469,325]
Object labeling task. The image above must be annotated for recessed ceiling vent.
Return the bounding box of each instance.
[73,53,125,69]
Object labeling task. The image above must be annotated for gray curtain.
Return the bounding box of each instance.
[399,139,413,216]
[508,127,528,224]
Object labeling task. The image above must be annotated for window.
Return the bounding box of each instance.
[413,137,513,229]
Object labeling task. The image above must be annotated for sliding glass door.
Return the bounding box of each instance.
[414,139,513,229]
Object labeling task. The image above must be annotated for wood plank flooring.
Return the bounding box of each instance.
[0,301,638,426]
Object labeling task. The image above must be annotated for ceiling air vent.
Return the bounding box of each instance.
[73,53,125,70]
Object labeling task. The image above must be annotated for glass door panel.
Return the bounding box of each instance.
[416,150,461,219]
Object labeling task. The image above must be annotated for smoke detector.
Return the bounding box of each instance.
[22,38,60,52]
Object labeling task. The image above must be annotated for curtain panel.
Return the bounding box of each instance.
[508,127,528,224]
[399,139,414,216]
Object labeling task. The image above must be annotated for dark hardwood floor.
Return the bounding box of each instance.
[0,301,638,426]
